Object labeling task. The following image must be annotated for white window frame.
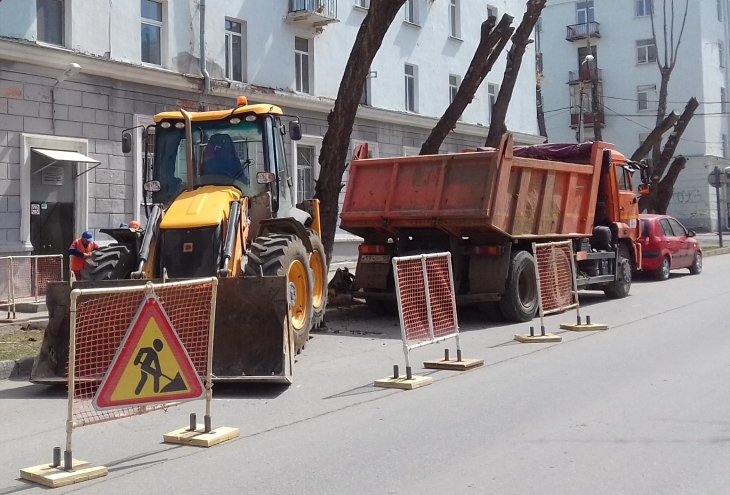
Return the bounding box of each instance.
[637,84,658,111]
[576,1,594,24]
[404,0,419,25]
[224,18,246,83]
[635,0,653,17]
[354,0,370,10]
[403,146,420,156]
[722,87,728,113]
[295,37,312,94]
[18,134,91,253]
[36,0,67,47]
[449,74,460,105]
[404,63,418,113]
[636,38,657,64]
[488,83,499,122]
[487,5,498,18]
[291,135,322,205]
[351,139,379,159]
[719,0,724,21]
[449,0,461,39]
[140,0,165,67]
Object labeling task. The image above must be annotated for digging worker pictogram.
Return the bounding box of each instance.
[133,339,187,395]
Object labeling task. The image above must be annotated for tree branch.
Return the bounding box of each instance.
[654,156,687,213]
[670,0,689,70]
[630,111,678,161]
[654,97,699,181]
[484,0,546,147]
[420,14,515,155]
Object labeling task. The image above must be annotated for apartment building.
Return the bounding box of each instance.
[539,0,730,231]
[0,0,540,258]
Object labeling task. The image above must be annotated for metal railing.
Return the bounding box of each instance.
[568,68,602,83]
[566,21,601,41]
[289,0,337,18]
[0,255,64,319]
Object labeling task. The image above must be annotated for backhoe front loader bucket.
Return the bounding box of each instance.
[30,276,293,385]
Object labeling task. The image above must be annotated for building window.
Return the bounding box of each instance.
[635,0,653,17]
[722,87,728,113]
[449,0,461,38]
[723,134,728,159]
[639,132,651,147]
[405,0,418,24]
[637,85,658,111]
[720,41,726,68]
[224,19,245,82]
[296,145,316,204]
[360,72,372,106]
[576,1,594,24]
[37,0,65,46]
[295,37,311,94]
[449,74,460,104]
[487,5,498,18]
[636,38,658,64]
[719,0,724,21]
[488,83,498,122]
[403,146,420,156]
[355,0,370,8]
[404,64,417,112]
[141,0,162,65]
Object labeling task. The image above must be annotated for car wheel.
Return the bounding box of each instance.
[654,256,670,281]
[689,251,702,275]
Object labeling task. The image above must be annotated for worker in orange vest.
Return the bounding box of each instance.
[69,231,99,280]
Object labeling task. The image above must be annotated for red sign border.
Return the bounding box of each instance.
[92,294,205,411]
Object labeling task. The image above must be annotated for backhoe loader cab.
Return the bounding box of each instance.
[31,98,327,386]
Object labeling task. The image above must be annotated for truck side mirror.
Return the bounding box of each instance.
[122,132,132,154]
[289,121,302,141]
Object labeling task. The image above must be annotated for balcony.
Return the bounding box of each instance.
[568,68,602,84]
[287,0,338,28]
[566,21,601,41]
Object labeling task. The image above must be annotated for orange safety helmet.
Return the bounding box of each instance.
[129,220,141,230]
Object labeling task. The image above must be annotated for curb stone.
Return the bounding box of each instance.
[0,357,35,380]
[703,247,730,257]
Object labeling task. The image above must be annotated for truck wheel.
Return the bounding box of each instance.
[308,231,328,329]
[81,245,133,281]
[499,250,539,322]
[246,234,313,353]
[605,244,633,298]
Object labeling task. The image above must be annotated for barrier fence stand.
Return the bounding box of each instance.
[20,278,238,489]
[374,253,483,391]
[0,255,63,322]
[514,244,564,344]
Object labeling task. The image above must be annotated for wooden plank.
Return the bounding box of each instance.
[510,168,533,233]
[490,136,515,228]
[20,460,107,488]
[512,156,596,175]
[558,173,578,233]
[373,375,432,390]
[163,425,239,448]
[536,170,557,234]
[514,333,562,343]
[423,358,484,371]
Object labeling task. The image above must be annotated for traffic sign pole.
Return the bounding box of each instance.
[715,167,724,247]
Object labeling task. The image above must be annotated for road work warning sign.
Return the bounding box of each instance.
[93,294,205,411]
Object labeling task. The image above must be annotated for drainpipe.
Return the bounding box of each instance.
[200,0,210,110]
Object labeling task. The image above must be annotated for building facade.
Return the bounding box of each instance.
[0,0,541,259]
[539,0,730,232]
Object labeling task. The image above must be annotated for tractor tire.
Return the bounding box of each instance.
[81,245,134,281]
[245,234,313,353]
[605,243,633,297]
[499,250,539,323]
[308,231,328,329]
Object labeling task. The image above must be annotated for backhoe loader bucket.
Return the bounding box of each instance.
[31,276,293,385]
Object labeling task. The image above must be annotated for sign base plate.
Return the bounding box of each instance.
[374,375,432,390]
[514,333,562,343]
[559,323,608,332]
[20,460,107,488]
[423,358,484,371]
[163,425,239,447]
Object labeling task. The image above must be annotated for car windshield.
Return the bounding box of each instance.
[152,117,268,204]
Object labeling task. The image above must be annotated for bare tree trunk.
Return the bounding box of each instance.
[419,15,514,155]
[590,74,602,141]
[630,111,678,161]
[485,0,546,148]
[536,78,548,140]
[639,97,699,213]
[654,156,687,213]
[651,71,672,165]
[315,0,406,262]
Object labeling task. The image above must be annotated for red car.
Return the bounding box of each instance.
[639,214,702,280]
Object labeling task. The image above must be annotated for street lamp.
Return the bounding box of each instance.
[51,63,82,132]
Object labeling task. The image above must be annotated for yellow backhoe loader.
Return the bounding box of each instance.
[31,97,328,384]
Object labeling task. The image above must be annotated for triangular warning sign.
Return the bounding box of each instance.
[93,294,205,411]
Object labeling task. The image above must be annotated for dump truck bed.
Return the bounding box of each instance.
[340,135,614,239]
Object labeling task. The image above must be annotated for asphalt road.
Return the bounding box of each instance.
[1,256,730,494]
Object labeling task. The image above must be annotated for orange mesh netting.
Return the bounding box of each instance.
[425,256,458,339]
[394,258,430,346]
[535,242,576,315]
[0,255,63,305]
[34,255,63,298]
[71,281,213,427]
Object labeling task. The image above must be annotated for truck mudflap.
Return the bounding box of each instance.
[30,277,293,386]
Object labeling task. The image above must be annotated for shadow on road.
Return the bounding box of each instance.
[211,383,290,400]
[0,382,66,400]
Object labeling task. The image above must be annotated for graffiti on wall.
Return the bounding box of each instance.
[671,189,702,204]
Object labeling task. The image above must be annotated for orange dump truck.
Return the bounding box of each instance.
[339,134,645,322]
